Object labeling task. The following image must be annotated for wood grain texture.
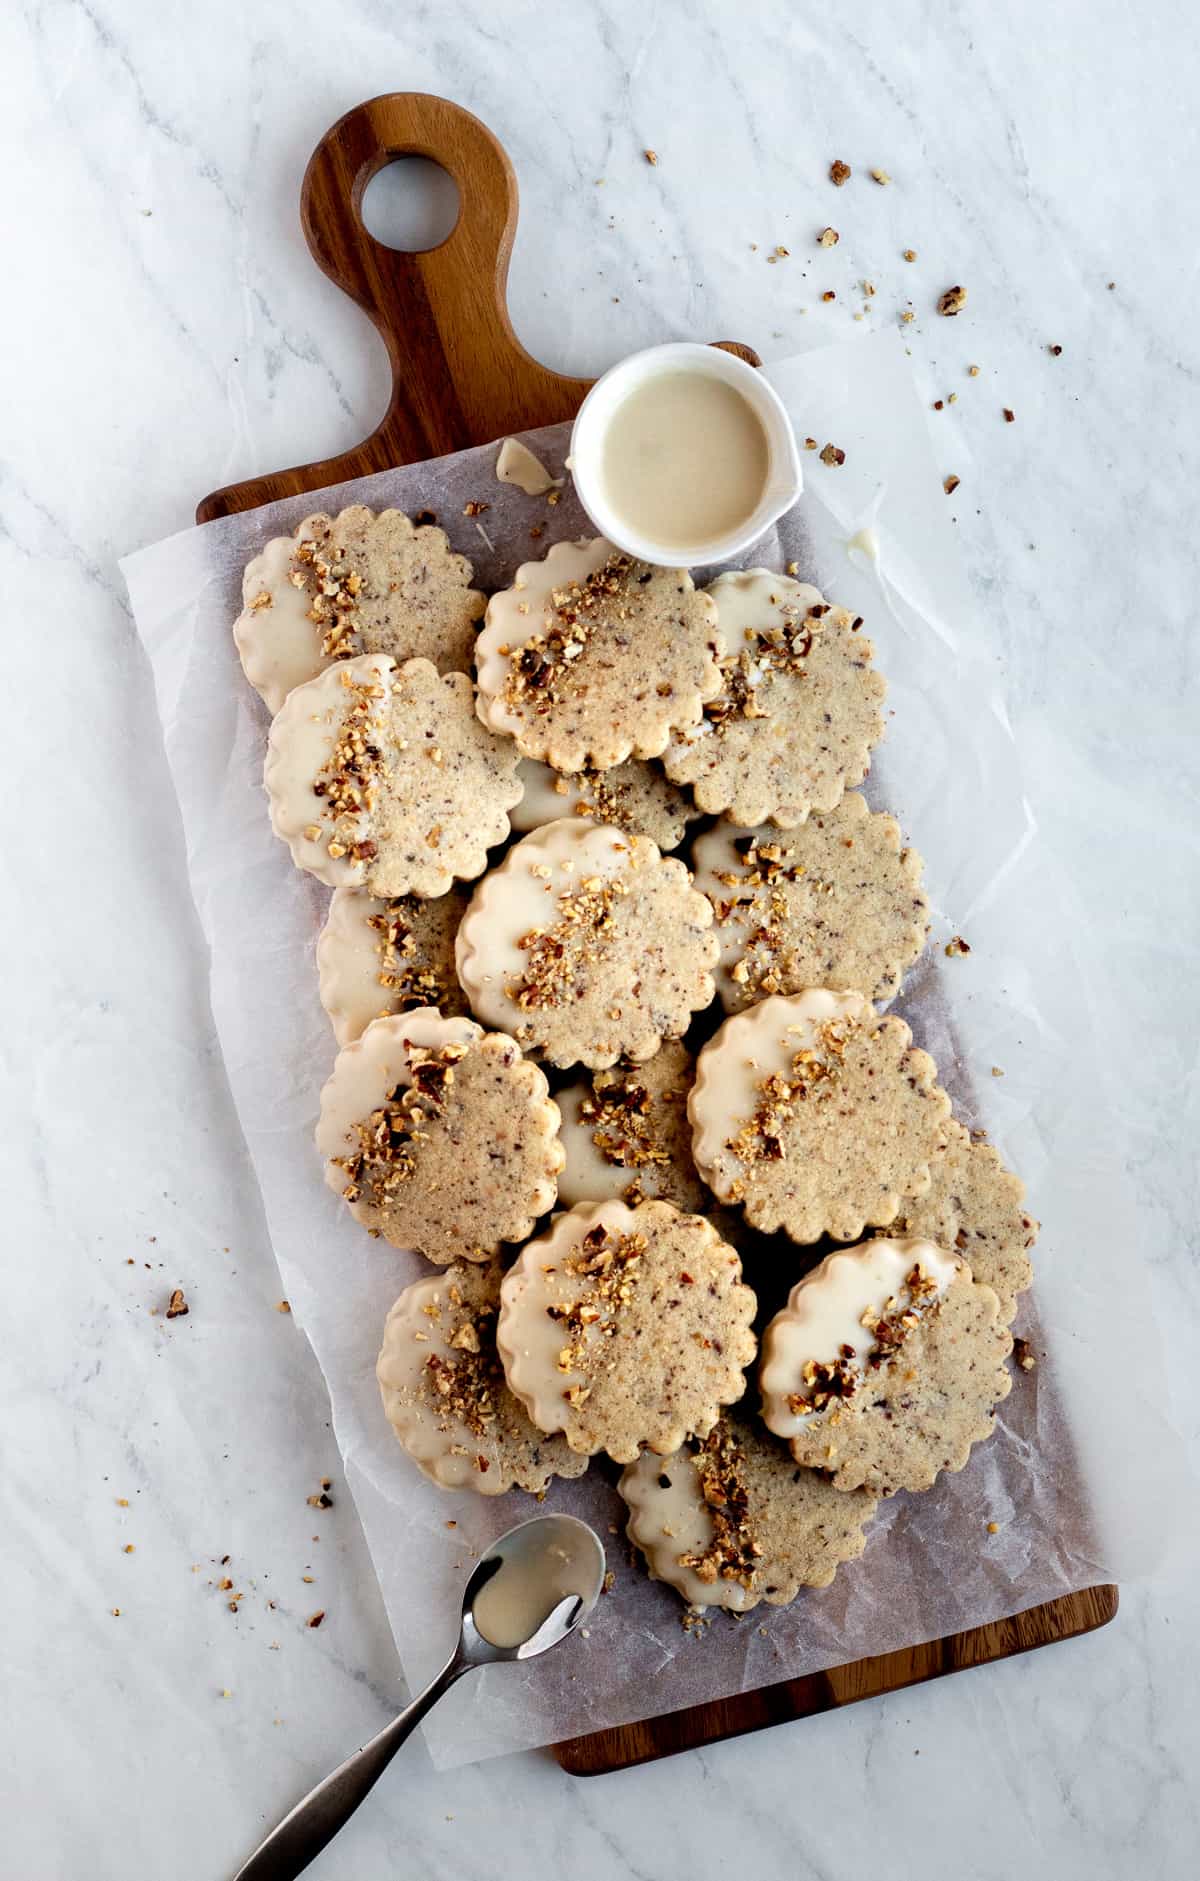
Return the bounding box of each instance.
[554,1585,1118,1774]
[197,92,756,522]
[195,91,1117,1775]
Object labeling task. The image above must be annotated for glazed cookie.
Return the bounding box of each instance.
[690,990,951,1242]
[474,538,723,770]
[455,818,718,1069]
[315,1009,562,1264]
[662,570,887,827]
[620,1415,877,1610]
[510,755,694,850]
[555,1040,709,1212]
[265,654,522,897]
[316,884,471,1046]
[234,506,485,713]
[376,1260,589,1495]
[893,1119,1037,1324]
[497,1199,757,1463]
[692,795,929,1012]
[760,1237,1012,1495]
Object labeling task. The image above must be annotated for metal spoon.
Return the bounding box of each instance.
[232,1513,605,1881]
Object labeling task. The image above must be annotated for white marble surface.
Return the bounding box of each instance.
[4,2,1198,1877]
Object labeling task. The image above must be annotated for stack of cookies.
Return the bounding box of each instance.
[235,504,1038,1615]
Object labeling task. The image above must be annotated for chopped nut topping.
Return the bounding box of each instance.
[550,1226,649,1387]
[818,227,839,248]
[311,674,388,869]
[804,437,819,451]
[727,1018,851,1164]
[870,168,891,185]
[1003,408,1015,423]
[677,1425,763,1590]
[644,148,659,165]
[422,1305,507,1437]
[331,1040,469,1204]
[819,442,846,467]
[821,290,836,302]
[944,934,971,957]
[506,872,629,1011]
[830,159,851,186]
[938,285,968,317]
[165,1288,189,1319]
[367,898,457,1012]
[1013,1336,1037,1372]
[786,1264,945,1413]
[306,1611,325,1628]
[1049,344,1063,356]
[943,474,960,495]
[903,248,917,262]
[291,535,367,660]
[501,554,636,717]
[900,310,915,324]
[580,1066,672,1177]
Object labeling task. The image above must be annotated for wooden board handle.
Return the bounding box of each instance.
[198,92,758,522]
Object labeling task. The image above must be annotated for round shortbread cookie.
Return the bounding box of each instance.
[455,818,718,1070]
[689,990,951,1243]
[662,570,886,827]
[892,1119,1037,1324]
[234,506,485,714]
[496,1199,757,1463]
[316,885,471,1046]
[555,1040,709,1212]
[620,1414,877,1610]
[265,654,522,897]
[474,538,723,771]
[510,756,694,850]
[377,1260,589,1495]
[760,1236,1012,1495]
[315,1010,562,1264]
[692,795,929,1011]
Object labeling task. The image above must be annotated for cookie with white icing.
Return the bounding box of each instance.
[689,990,951,1243]
[377,1260,589,1495]
[316,884,470,1046]
[760,1236,1012,1495]
[892,1120,1037,1324]
[662,570,886,826]
[315,1010,562,1264]
[496,1199,757,1463]
[455,818,718,1070]
[555,1040,709,1212]
[474,538,723,771]
[264,654,522,897]
[510,756,695,850]
[620,1414,877,1610]
[692,795,929,1011]
[234,506,485,714]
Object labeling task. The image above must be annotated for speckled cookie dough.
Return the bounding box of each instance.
[691,794,929,1012]
[376,1260,589,1495]
[264,654,522,897]
[315,1009,563,1264]
[497,1198,757,1463]
[662,570,887,827]
[474,537,723,771]
[234,506,486,714]
[760,1236,1012,1495]
[689,990,951,1243]
[316,884,471,1046]
[510,755,695,850]
[620,1414,877,1610]
[892,1119,1037,1324]
[455,817,718,1070]
[555,1040,709,1212]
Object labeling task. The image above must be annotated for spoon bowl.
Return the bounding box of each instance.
[233,1513,605,1881]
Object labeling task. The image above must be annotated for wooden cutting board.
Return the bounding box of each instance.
[196,91,1118,1772]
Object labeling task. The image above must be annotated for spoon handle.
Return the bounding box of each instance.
[232,1654,468,1881]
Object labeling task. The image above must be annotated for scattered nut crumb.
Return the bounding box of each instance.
[803,437,818,451]
[944,934,971,956]
[165,1288,189,1319]
[116,1497,129,1508]
[933,400,944,411]
[903,248,917,262]
[948,392,957,403]
[306,1490,334,1509]
[462,500,489,517]
[943,474,960,495]
[986,1521,1000,1535]
[276,1300,291,1314]
[938,285,968,317]
[644,149,658,165]
[818,227,839,248]
[900,310,915,324]
[870,168,891,185]
[991,1065,1005,1078]
[111,1608,121,1617]
[821,290,836,302]
[1003,408,1015,423]
[785,560,799,576]
[819,443,846,467]
[123,1544,135,1554]
[307,1611,325,1628]
[863,280,876,297]
[968,364,980,377]
[1014,1337,1037,1372]
[830,159,851,186]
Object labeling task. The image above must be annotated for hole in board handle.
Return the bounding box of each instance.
[360,157,461,253]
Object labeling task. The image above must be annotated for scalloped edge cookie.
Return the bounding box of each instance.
[316,884,471,1046]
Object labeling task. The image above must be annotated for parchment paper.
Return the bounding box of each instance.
[121,331,1187,1769]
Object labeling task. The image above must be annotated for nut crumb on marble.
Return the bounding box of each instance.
[938,285,968,316]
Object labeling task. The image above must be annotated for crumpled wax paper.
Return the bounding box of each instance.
[121,331,1185,1769]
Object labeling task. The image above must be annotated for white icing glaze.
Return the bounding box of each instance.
[495,437,563,496]
[760,1236,962,1440]
[316,887,393,1047]
[598,372,769,554]
[474,538,614,739]
[555,1081,628,1205]
[689,822,760,992]
[455,817,639,1035]
[509,758,586,833]
[376,1273,503,1493]
[847,525,881,566]
[314,1009,482,1196]
[233,534,327,714]
[263,653,394,889]
[704,567,826,660]
[689,989,870,1179]
[620,1446,750,1610]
